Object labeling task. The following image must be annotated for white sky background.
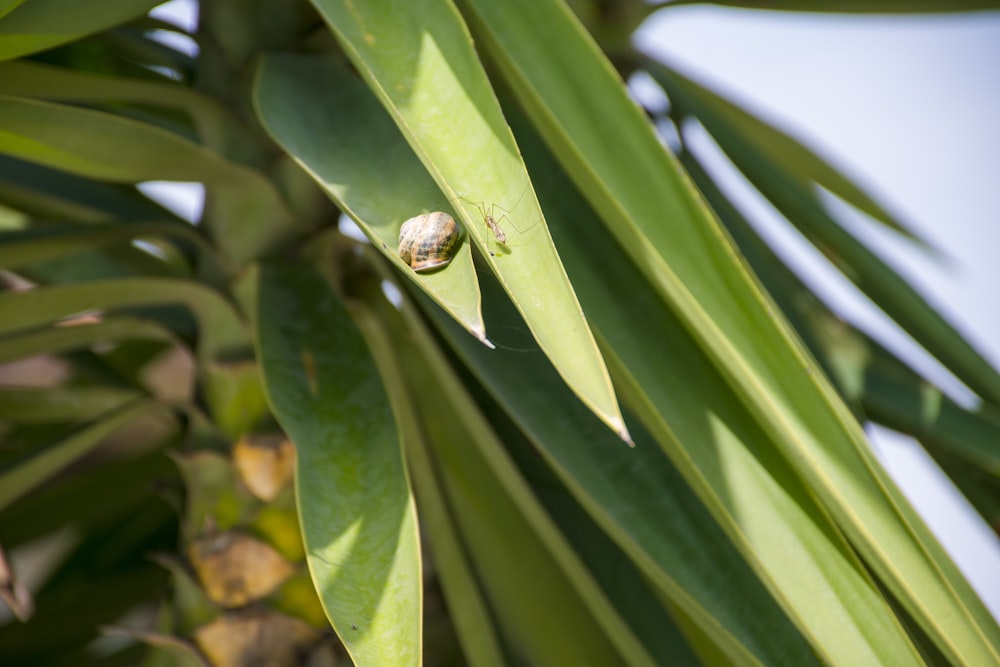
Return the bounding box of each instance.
[147,0,1000,619]
[636,7,1000,618]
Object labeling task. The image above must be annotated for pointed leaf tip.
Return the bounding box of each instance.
[614,419,635,447]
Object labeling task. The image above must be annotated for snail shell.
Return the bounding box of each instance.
[397,211,460,272]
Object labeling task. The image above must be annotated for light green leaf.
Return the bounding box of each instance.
[401,426,506,667]
[253,54,489,346]
[0,0,162,61]
[645,60,929,247]
[309,0,631,443]
[475,112,917,663]
[355,275,504,667]
[651,62,1000,406]
[460,1,1000,662]
[255,261,420,667]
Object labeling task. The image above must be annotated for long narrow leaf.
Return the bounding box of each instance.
[651,61,1000,407]
[0,278,247,359]
[0,316,175,364]
[675,0,1000,12]
[0,399,164,511]
[253,54,489,347]
[459,2,1000,662]
[0,0,162,61]
[0,61,234,147]
[0,155,172,222]
[0,222,212,270]
[309,0,632,444]
[0,386,141,423]
[255,261,421,667]
[361,280,656,666]
[0,95,294,262]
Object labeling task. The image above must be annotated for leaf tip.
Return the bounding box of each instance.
[612,418,634,447]
[472,328,496,350]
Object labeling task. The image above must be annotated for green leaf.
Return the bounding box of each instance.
[309,0,631,443]
[0,1,27,21]
[459,2,1000,662]
[359,288,504,667]
[0,61,235,148]
[253,54,489,347]
[0,221,211,270]
[255,260,421,667]
[0,0,162,61]
[852,337,1000,477]
[358,280,654,666]
[676,0,1000,12]
[0,399,164,511]
[503,115,924,663]
[402,429,507,667]
[651,62,1000,407]
[0,95,294,262]
[416,273,820,665]
[0,277,248,359]
[644,59,929,248]
[0,385,141,422]
[0,155,174,223]
[0,444,176,549]
[0,315,175,364]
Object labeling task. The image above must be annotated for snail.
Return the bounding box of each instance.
[397,211,460,272]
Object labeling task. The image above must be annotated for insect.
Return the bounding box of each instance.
[397,211,460,272]
[455,188,539,252]
[457,197,509,245]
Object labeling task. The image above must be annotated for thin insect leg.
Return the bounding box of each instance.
[454,195,508,246]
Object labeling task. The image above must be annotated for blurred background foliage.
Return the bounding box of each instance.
[1,0,999,665]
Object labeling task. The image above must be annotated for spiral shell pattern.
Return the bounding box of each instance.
[397,212,460,272]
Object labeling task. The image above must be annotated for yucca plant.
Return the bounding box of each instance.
[1,0,999,665]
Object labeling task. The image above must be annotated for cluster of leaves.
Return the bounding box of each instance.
[1,0,999,665]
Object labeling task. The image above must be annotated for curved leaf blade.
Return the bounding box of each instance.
[360,285,654,666]
[0,277,248,358]
[255,261,421,667]
[253,54,489,346]
[651,61,1000,406]
[0,386,141,423]
[0,95,294,262]
[0,61,235,148]
[0,315,175,364]
[0,0,162,61]
[645,60,928,247]
[0,221,211,270]
[681,0,1000,12]
[460,1,1000,662]
[0,399,163,511]
[309,0,631,443]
